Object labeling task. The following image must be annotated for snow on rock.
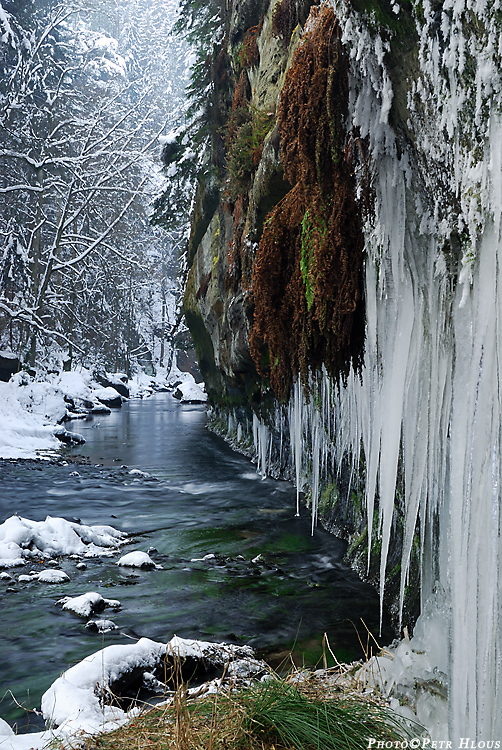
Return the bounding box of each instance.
[117,550,157,569]
[128,468,151,478]
[226,658,268,679]
[55,370,93,402]
[91,386,123,408]
[173,373,207,403]
[85,619,118,633]
[53,427,86,445]
[58,592,121,617]
[37,569,70,583]
[166,635,254,666]
[0,636,267,749]
[41,637,167,734]
[0,515,126,568]
[0,377,63,459]
[0,369,96,458]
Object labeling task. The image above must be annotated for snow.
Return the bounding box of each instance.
[37,570,70,583]
[55,370,93,401]
[0,377,63,459]
[41,637,166,735]
[190,553,216,562]
[0,635,260,750]
[117,550,157,569]
[165,635,254,664]
[0,4,15,48]
[85,619,118,632]
[92,386,124,403]
[58,592,121,617]
[0,515,126,568]
[173,372,207,403]
[158,126,183,145]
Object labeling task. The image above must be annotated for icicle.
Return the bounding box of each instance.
[310,409,321,535]
[289,379,303,515]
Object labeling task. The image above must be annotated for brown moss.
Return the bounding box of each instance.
[249,5,366,399]
[239,24,261,69]
[272,0,302,40]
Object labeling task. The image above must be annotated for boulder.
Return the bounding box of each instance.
[95,372,130,398]
[54,428,86,445]
[92,386,123,408]
[0,352,20,382]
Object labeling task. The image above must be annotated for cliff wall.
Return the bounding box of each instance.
[181,0,422,627]
[176,0,502,739]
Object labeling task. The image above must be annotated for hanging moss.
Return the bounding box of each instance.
[272,0,305,40]
[238,24,261,69]
[249,5,366,399]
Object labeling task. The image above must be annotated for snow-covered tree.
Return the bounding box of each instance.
[0,0,189,373]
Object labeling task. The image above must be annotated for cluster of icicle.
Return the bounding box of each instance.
[221,0,502,742]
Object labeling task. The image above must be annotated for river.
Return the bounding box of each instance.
[0,392,392,731]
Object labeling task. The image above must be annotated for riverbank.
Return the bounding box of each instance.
[0,365,206,460]
[75,666,418,750]
[0,632,420,750]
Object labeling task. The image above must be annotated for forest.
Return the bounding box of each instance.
[0,0,190,375]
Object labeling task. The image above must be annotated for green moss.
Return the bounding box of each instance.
[227,105,275,198]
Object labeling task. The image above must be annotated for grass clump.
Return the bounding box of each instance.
[240,679,411,750]
[77,675,416,750]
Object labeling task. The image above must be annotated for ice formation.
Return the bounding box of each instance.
[221,0,502,742]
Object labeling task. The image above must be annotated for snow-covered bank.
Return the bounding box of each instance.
[0,365,206,460]
[0,636,267,750]
[0,515,126,569]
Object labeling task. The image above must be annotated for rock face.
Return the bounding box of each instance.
[180,0,418,620]
[177,0,502,740]
[179,0,409,606]
[183,0,309,405]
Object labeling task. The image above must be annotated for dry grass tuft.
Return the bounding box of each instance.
[75,668,416,750]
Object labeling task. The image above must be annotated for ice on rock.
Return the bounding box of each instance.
[190,553,216,562]
[166,635,254,664]
[85,619,118,633]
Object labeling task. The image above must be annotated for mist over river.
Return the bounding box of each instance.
[0,393,391,730]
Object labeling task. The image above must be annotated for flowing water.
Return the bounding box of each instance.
[0,393,391,731]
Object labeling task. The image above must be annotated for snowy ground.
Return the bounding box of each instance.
[0,364,206,460]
